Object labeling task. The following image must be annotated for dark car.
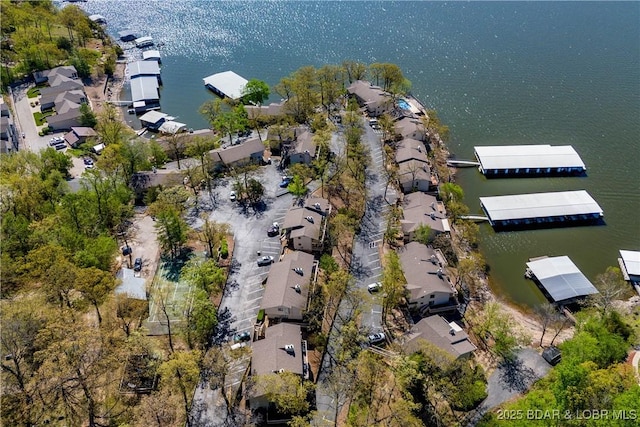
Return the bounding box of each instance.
[122,246,132,256]
[133,258,142,272]
[267,222,280,237]
[279,177,292,188]
[257,255,274,267]
[54,143,66,151]
[233,331,251,343]
[83,157,94,166]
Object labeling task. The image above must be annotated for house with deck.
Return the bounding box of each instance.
[249,322,306,411]
[260,251,316,323]
[209,137,265,168]
[404,315,476,361]
[398,242,458,316]
[282,198,330,254]
[400,192,450,242]
[346,80,394,117]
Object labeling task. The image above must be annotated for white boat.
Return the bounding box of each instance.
[135,36,154,48]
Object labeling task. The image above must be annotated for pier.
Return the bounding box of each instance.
[203,71,248,100]
[474,144,586,177]
[458,215,489,222]
[480,190,603,230]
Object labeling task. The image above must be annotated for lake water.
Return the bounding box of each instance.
[78,0,640,308]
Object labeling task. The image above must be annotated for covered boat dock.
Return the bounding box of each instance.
[474,145,586,177]
[618,250,640,285]
[203,71,248,100]
[480,190,603,230]
[525,256,599,304]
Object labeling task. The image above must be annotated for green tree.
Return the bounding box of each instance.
[413,223,433,245]
[287,174,308,198]
[155,208,188,258]
[157,351,201,427]
[79,103,97,127]
[253,372,315,416]
[181,257,225,295]
[381,251,407,312]
[241,78,270,105]
[183,289,218,350]
[74,267,116,325]
[245,177,264,205]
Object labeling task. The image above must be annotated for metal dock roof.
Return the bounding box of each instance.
[130,76,159,102]
[474,145,586,171]
[480,190,603,222]
[620,250,640,277]
[526,256,598,302]
[203,71,248,100]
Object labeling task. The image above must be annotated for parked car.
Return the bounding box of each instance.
[49,138,63,146]
[368,332,386,345]
[267,222,280,237]
[233,331,251,343]
[257,255,274,267]
[54,143,66,151]
[83,158,94,166]
[133,258,142,272]
[367,282,382,293]
[229,191,237,201]
[279,177,292,188]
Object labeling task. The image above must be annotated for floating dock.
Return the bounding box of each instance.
[479,190,603,230]
[474,145,586,177]
[525,256,599,304]
[203,71,248,100]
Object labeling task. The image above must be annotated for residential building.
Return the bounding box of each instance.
[245,101,285,118]
[287,128,317,165]
[400,192,450,242]
[209,137,265,168]
[46,107,82,131]
[394,116,426,141]
[260,251,315,322]
[282,198,330,254]
[64,127,97,148]
[404,315,476,360]
[398,242,457,316]
[398,159,436,193]
[249,322,305,409]
[40,89,87,112]
[395,138,429,164]
[0,115,18,154]
[346,80,394,117]
[33,65,79,85]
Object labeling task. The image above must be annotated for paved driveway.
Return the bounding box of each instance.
[10,84,68,153]
[466,348,551,426]
[191,163,294,425]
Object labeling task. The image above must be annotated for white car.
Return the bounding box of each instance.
[368,332,386,345]
[367,282,382,293]
[229,191,237,201]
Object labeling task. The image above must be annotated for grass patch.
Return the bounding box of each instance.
[27,87,41,98]
[66,148,85,157]
[33,110,55,126]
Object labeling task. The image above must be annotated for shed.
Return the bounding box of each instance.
[203,71,248,100]
[525,256,599,303]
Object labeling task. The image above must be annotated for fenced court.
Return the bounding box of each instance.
[144,253,196,336]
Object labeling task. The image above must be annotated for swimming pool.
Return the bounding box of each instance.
[397,99,410,110]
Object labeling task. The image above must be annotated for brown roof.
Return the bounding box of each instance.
[395,117,424,138]
[346,80,391,109]
[251,323,303,375]
[260,251,315,315]
[398,242,454,298]
[245,101,285,117]
[401,192,449,234]
[212,137,264,165]
[304,197,330,216]
[282,206,322,239]
[404,315,476,359]
[71,127,97,137]
[395,138,428,164]
[292,129,317,156]
[398,159,431,183]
